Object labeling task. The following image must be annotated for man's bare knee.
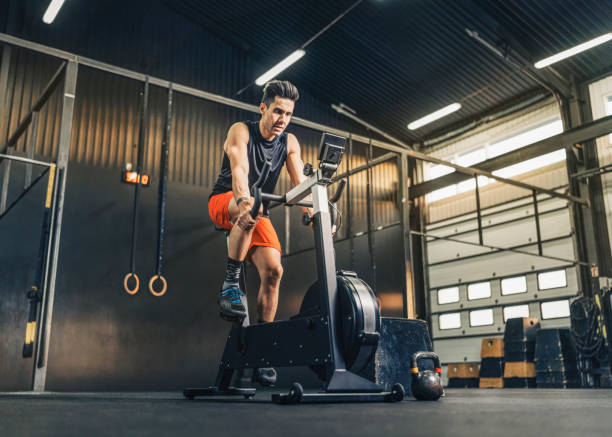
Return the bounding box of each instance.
[264,264,283,283]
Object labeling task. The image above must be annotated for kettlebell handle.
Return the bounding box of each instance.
[410,351,442,374]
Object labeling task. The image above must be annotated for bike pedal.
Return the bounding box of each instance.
[219,312,244,323]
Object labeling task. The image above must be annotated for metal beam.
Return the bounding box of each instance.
[410,114,612,199]
[406,147,587,205]
[0,153,54,167]
[332,151,397,182]
[331,90,589,205]
[33,60,78,392]
[398,154,416,318]
[0,32,405,155]
[412,230,587,267]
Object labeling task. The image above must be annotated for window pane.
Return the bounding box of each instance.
[501,276,527,295]
[439,313,461,330]
[541,300,570,319]
[504,304,530,322]
[469,308,494,326]
[426,163,455,180]
[538,270,567,290]
[488,119,564,158]
[468,282,491,300]
[456,175,489,194]
[438,287,459,304]
[426,185,457,203]
[492,149,566,179]
[456,148,486,167]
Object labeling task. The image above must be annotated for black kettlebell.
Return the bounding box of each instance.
[410,351,444,401]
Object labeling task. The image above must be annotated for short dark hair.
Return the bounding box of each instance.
[261,80,299,107]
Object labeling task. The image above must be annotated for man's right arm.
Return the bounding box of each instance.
[225,123,250,201]
[224,123,257,228]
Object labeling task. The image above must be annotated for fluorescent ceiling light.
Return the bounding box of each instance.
[43,0,66,24]
[408,103,461,130]
[255,50,306,86]
[534,33,612,69]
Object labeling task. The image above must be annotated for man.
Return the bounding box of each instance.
[207,80,310,386]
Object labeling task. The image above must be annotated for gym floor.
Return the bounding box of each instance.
[2,389,612,436]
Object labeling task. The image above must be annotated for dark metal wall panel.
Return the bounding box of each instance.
[0,47,64,154]
[333,227,405,318]
[371,160,399,228]
[0,165,46,390]
[1,160,405,390]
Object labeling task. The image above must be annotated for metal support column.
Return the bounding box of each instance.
[366,138,376,292]
[347,135,354,269]
[532,191,543,256]
[0,45,12,214]
[561,79,612,297]
[0,45,11,142]
[398,152,416,318]
[24,111,38,187]
[32,59,78,391]
[475,175,483,245]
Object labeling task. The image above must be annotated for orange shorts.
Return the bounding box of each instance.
[208,191,281,254]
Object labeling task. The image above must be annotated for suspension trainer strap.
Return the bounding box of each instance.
[150,84,173,297]
[124,76,150,295]
[23,164,55,357]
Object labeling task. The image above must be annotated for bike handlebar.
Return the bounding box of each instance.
[330,179,346,204]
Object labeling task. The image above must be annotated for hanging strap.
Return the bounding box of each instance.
[149,84,173,297]
[123,76,150,295]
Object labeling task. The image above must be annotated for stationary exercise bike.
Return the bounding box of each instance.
[184,133,404,403]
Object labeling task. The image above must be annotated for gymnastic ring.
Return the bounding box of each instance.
[123,273,139,295]
[149,275,167,297]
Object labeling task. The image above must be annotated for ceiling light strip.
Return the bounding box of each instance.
[407,103,462,130]
[534,33,612,69]
[254,50,306,86]
[42,0,66,24]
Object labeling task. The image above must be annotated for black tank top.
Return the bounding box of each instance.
[210,121,289,206]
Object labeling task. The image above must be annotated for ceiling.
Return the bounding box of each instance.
[164,0,612,147]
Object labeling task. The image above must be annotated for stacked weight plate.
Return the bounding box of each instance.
[479,338,504,388]
[503,317,540,388]
[447,362,480,388]
[535,328,579,388]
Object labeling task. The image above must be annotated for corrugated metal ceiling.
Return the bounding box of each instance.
[164,0,612,147]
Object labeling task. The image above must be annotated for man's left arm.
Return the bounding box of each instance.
[285,133,312,216]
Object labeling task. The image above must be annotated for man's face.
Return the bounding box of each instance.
[260,97,295,136]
